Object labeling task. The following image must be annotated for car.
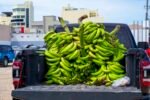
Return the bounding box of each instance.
[0,45,15,67]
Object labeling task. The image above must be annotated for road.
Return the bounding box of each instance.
[0,66,14,100]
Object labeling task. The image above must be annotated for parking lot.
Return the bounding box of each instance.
[0,66,14,100]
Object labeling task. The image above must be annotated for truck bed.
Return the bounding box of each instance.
[12,85,142,100]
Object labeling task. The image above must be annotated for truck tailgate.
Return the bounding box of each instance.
[12,85,142,100]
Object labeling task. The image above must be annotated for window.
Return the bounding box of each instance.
[21,15,25,18]
[16,16,20,18]
[20,8,25,11]
[21,23,25,25]
[89,12,96,17]
[13,16,16,18]
[17,23,20,25]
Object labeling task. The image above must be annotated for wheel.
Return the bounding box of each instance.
[3,57,8,67]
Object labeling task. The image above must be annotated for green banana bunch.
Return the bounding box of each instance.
[44,18,127,86]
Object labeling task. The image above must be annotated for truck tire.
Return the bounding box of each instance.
[3,57,8,67]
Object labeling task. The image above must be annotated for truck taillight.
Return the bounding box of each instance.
[140,60,150,87]
[12,60,23,89]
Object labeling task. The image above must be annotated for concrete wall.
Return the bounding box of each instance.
[0,25,11,41]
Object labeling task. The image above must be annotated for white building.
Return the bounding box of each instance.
[11,0,34,33]
[0,12,12,25]
[61,4,104,23]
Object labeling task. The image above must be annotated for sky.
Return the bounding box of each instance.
[0,0,146,24]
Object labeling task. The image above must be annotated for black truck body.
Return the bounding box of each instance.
[12,23,150,100]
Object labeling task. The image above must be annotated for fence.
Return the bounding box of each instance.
[130,21,149,45]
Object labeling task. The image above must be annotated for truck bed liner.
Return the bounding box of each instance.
[12,85,142,100]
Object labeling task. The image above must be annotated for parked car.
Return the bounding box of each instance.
[0,45,15,67]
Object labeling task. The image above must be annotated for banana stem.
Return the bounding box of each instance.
[58,17,70,33]
[79,25,86,57]
[78,15,88,57]
[78,14,88,24]
[110,25,120,36]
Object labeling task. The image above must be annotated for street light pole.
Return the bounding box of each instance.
[145,0,149,20]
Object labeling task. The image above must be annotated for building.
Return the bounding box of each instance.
[61,4,104,23]
[11,0,34,33]
[30,16,64,34]
[0,12,12,25]
[0,25,11,45]
[43,16,60,33]
[30,21,43,33]
[11,16,64,47]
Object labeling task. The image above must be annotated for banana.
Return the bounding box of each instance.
[60,68,71,77]
[93,28,101,39]
[46,80,53,85]
[86,30,97,42]
[67,50,80,60]
[60,61,72,71]
[91,67,103,76]
[67,42,77,54]
[83,21,93,28]
[100,65,110,74]
[60,42,74,54]
[49,49,60,57]
[80,55,89,60]
[45,50,57,58]
[88,51,96,58]
[51,77,64,85]
[73,27,80,33]
[90,77,97,81]
[113,50,125,62]
[61,57,71,68]
[84,45,90,50]
[46,61,59,67]
[78,63,90,69]
[108,64,124,74]
[44,32,55,42]
[50,68,61,75]
[95,45,114,54]
[95,53,109,60]
[58,40,66,46]
[97,73,107,83]
[100,29,105,35]
[46,57,60,62]
[89,45,98,53]
[108,72,125,81]
[105,75,113,86]
[92,59,105,66]
[107,62,123,68]
[105,81,113,86]
[73,36,80,41]
[98,50,113,57]
[102,40,113,48]
[46,67,59,76]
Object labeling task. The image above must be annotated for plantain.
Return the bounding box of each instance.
[60,42,74,54]
[60,61,72,71]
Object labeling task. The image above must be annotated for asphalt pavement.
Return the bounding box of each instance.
[0,65,14,100]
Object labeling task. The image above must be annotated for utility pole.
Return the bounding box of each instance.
[145,0,149,20]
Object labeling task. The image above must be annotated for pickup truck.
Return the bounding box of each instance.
[12,23,150,100]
